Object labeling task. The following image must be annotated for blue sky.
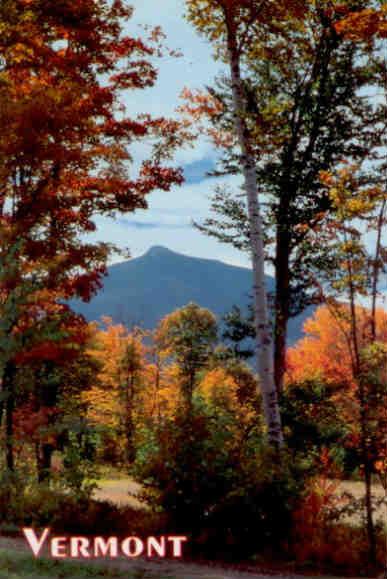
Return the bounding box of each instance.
[89,0,251,268]
[89,1,386,302]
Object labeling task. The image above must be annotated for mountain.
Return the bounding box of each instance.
[70,246,311,345]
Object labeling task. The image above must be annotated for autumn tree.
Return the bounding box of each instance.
[0,0,183,471]
[287,304,387,414]
[183,0,385,397]
[84,317,194,465]
[119,333,144,464]
[198,355,263,446]
[145,334,183,424]
[132,333,304,553]
[84,319,148,465]
[320,166,386,566]
[34,338,99,485]
[2,308,99,482]
[334,2,387,40]
[287,304,387,565]
[291,164,387,566]
[155,303,218,409]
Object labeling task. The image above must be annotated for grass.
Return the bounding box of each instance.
[0,549,139,579]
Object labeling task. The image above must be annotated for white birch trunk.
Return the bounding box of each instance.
[225,14,283,446]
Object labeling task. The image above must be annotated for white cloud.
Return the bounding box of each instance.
[130,136,216,172]
[173,139,216,166]
[87,172,252,268]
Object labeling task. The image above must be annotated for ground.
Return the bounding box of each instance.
[93,476,386,525]
[93,477,144,509]
[0,539,369,579]
[0,476,384,579]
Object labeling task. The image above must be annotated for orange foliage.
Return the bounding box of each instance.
[335,6,387,40]
[198,367,239,408]
[286,304,387,388]
[85,314,261,450]
[84,318,144,430]
[85,318,190,432]
[287,304,387,477]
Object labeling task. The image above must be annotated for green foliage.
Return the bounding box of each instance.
[0,468,32,526]
[157,302,218,373]
[133,401,238,530]
[280,380,347,461]
[133,395,307,558]
[222,304,255,359]
[156,302,218,404]
[0,475,164,538]
[60,420,100,501]
[190,5,384,317]
[207,447,307,559]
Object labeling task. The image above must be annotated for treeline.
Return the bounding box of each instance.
[1,300,385,572]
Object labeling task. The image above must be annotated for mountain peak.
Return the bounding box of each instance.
[144,246,174,258]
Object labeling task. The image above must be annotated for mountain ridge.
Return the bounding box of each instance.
[71,246,311,345]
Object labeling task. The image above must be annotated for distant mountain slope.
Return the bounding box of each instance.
[71,246,310,345]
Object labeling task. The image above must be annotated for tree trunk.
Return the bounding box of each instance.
[124,375,136,464]
[124,414,135,464]
[370,198,386,340]
[36,443,54,483]
[364,447,376,566]
[358,375,377,567]
[35,361,58,481]
[347,250,376,566]
[186,369,196,411]
[4,361,16,471]
[225,11,283,446]
[274,227,291,393]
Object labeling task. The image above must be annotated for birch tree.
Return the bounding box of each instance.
[185,0,308,445]
[183,1,383,394]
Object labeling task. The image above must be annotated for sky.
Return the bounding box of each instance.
[90,1,386,294]
[90,0,251,268]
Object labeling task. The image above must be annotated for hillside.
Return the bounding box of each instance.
[71,246,311,345]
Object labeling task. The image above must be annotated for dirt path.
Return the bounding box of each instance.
[93,478,387,526]
[0,537,368,579]
[93,477,144,509]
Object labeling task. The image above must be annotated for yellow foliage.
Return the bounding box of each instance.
[197,367,239,409]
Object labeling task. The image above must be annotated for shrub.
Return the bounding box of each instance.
[132,397,308,559]
[0,479,164,538]
[199,450,305,559]
[59,419,100,501]
[288,476,386,575]
[0,469,32,527]
[0,462,163,538]
[133,404,237,535]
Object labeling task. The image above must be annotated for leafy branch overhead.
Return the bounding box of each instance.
[181,0,385,394]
